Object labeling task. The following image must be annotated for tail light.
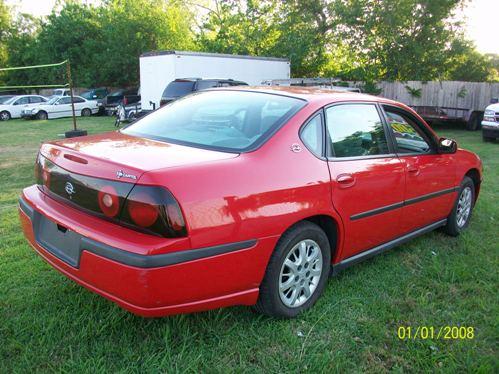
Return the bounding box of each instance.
[121,185,187,238]
[97,185,120,217]
[35,154,186,238]
[35,154,51,188]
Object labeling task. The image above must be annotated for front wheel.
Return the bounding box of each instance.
[443,177,475,236]
[0,111,11,121]
[254,221,331,318]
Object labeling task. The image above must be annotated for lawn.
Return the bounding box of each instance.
[0,117,497,372]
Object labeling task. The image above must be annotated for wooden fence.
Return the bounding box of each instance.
[364,81,499,113]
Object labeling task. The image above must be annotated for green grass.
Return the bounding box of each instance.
[0,118,498,372]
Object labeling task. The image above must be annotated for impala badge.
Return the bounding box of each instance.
[65,181,75,197]
[116,170,137,180]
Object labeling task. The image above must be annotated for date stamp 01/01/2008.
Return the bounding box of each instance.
[397,326,475,340]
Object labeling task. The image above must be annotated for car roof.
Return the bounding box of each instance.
[209,85,404,107]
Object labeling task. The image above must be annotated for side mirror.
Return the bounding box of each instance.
[438,137,457,154]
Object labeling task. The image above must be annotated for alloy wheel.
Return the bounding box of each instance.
[456,186,472,227]
[278,239,323,308]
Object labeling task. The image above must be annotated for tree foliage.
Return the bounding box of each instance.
[4,0,195,87]
[1,0,497,88]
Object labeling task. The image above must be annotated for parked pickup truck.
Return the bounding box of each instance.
[101,88,140,115]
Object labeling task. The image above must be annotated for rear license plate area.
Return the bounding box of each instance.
[35,215,81,267]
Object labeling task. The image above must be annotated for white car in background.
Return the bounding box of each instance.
[0,95,48,121]
[482,102,499,141]
[26,96,99,120]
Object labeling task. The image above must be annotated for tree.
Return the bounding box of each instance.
[0,0,11,83]
[95,0,196,86]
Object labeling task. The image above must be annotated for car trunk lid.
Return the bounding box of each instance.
[40,131,238,181]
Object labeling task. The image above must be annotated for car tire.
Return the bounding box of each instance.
[254,221,331,318]
[36,111,48,120]
[81,108,92,117]
[443,177,475,237]
[0,111,11,121]
[466,112,482,131]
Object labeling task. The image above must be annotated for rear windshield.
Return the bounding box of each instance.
[162,81,195,98]
[122,90,306,152]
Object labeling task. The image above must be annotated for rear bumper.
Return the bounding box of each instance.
[19,186,277,317]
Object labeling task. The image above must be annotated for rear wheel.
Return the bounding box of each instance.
[0,111,11,121]
[81,108,92,117]
[255,221,331,318]
[466,112,482,131]
[36,111,48,120]
[443,177,475,236]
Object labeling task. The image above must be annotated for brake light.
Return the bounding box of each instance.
[127,192,159,227]
[122,185,187,237]
[98,185,120,217]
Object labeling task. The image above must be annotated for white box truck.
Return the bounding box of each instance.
[139,50,291,111]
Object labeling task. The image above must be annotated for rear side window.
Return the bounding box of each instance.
[162,81,195,98]
[123,91,306,152]
[325,104,389,157]
[301,114,323,157]
[29,96,44,103]
[73,97,85,103]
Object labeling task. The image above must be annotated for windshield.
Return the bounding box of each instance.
[47,97,59,105]
[0,95,13,104]
[123,91,306,152]
[4,96,18,105]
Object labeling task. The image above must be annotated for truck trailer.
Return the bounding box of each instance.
[139,50,291,111]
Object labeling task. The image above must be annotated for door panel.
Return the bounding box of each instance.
[329,157,405,258]
[382,105,457,233]
[399,155,456,233]
[325,103,405,259]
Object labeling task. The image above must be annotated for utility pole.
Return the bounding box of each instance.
[65,60,87,138]
[67,61,77,131]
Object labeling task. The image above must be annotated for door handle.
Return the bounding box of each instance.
[408,166,420,175]
[336,174,355,187]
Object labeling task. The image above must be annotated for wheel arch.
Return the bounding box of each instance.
[465,168,481,201]
[81,107,92,116]
[292,214,341,263]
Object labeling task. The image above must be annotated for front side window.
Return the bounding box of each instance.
[58,97,72,105]
[383,107,431,154]
[14,97,29,105]
[123,91,305,152]
[326,104,389,157]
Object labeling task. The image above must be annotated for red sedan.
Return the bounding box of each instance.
[19,87,482,318]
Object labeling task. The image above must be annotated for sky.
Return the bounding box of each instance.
[4,0,499,54]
